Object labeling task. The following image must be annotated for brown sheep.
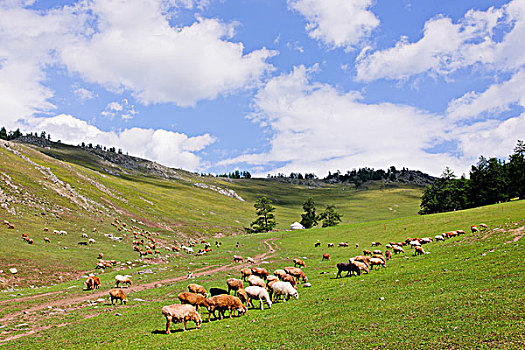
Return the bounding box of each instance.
[233,255,244,263]
[247,275,266,289]
[293,258,306,268]
[187,284,208,298]
[322,253,330,261]
[273,269,287,279]
[352,260,370,274]
[371,241,381,246]
[206,295,247,321]
[282,275,297,289]
[372,254,386,263]
[251,267,269,279]
[115,275,132,288]
[236,288,248,305]
[471,225,479,233]
[363,249,372,256]
[385,250,392,261]
[162,304,201,333]
[109,288,127,305]
[327,243,334,248]
[479,223,488,229]
[284,267,308,283]
[266,275,279,283]
[178,292,210,312]
[44,237,50,243]
[338,242,349,247]
[241,268,252,281]
[393,245,405,254]
[369,257,386,269]
[226,278,244,294]
[353,255,370,265]
[415,246,425,256]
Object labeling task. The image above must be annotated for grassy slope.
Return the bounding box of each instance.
[0,141,423,287]
[1,199,524,349]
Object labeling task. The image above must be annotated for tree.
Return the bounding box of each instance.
[300,197,318,229]
[250,197,277,233]
[419,168,469,214]
[318,204,342,227]
[508,140,525,199]
[468,156,509,206]
[0,127,7,140]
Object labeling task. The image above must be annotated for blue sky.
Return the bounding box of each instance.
[1,0,524,177]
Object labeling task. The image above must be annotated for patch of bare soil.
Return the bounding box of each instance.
[0,238,280,343]
[505,226,524,243]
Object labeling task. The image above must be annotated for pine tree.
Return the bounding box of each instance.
[250,197,277,233]
[508,140,525,199]
[300,197,318,229]
[318,205,342,227]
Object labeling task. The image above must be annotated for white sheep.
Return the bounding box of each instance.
[82,233,88,238]
[435,235,445,241]
[247,275,266,288]
[89,238,96,244]
[244,286,272,310]
[271,281,299,303]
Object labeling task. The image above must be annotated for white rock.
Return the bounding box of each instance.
[9,268,17,274]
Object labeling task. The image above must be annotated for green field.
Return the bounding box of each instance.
[0,140,523,349]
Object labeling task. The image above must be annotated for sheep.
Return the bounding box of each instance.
[420,237,432,244]
[84,276,100,290]
[371,241,381,246]
[236,288,248,305]
[435,235,445,241]
[369,258,386,269]
[293,258,306,268]
[274,269,287,279]
[385,244,393,249]
[44,237,50,243]
[266,275,279,283]
[247,275,266,289]
[162,304,201,333]
[82,233,88,238]
[89,238,96,244]
[336,262,361,278]
[109,288,127,305]
[351,260,369,274]
[363,249,372,256]
[322,253,330,261]
[328,243,334,248]
[372,254,386,263]
[471,225,479,233]
[409,240,421,248]
[245,286,272,310]
[281,274,297,289]
[284,267,308,283]
[355,243,359,248]
[385,250,392,261]
[373,249,382,255]
[456,229,466,235]
[415,246,425,256]
[209,287,229,296]
[271,281,299,303]
[115,275,132,288]
[206,295,247,321]
[354,255,370,265]
[233,255,244,263]
[251,267,269,279]
[187,284,208,298]
[393,245,405,254]
[246,257,255,264]
[314,242,321,247]
[226,278,244,294]
[479,223,488,229]
[338,242,349,247]
[43,227,49,231]
[241,268,252,281]
[177,292,210,312]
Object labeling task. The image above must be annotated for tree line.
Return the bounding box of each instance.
[248,196,342,233]
[419,140,525,214]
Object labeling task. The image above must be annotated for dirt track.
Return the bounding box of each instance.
[0,238,280,343]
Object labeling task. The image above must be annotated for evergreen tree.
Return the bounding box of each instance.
[508,140,525,199]
[318,204,342,227]
[250,197,277,233]
[419,167,469,214]
[468,156,509,206]
[300,197,318,229]
[0,127,7,140]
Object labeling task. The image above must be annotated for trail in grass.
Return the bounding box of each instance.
[0,238,279,343]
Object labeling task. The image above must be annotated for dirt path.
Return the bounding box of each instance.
[0,238,280,343]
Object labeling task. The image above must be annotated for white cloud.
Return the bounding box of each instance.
[101,99,138,120]
[288,0,379,50]
[447,69,525,120]
[74,87,95,102]
[30,114,215,171]
[221,66,465,177]
[59,0,276,106]
[356,5,505,81]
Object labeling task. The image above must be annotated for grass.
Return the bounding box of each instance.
[1,199,523,349]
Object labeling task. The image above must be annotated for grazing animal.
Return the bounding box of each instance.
[109,289,127,305]
[363,249,372,256]
[273,269,287,279]
[479,224,488,229]
[355,243,359,248]
[284,267,308,283]
[350,260,369,274]
[236,288,248,305]
[251,267,269,279]
[82,233,88,238]
[435,235,445,241]
[471,225,480,233]
[338,242,349,247]
[206,295,247,321]
[241,268,252,281]
[373,249,382,255]
[371,241,381,246]
[322,253,330,261]
[370,257,386,269]
[177,292,210,312]
[89,238,96,244]
[162,304,201,333]
[247,275,266,289]
[385,250,392,260]
[266,275,279,283]
[246,257,255,264]
[314,242,321,247]
[44,237,50,243]
[245,286,272,310]
[209,287,229,296]
[354,255,370,265]
[233,255,244,263]
[293,258,306,268]
[115,275,132,288]
[328,243,334,248]
[415,246,425,256]
[187,284,208,298]
[393,245,405,254]
[84,276,100,290]
[226,278,244,294]
[271,281,299,302]
[336,262,361,278]
[282,275,297,289]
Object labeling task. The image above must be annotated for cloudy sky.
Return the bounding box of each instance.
[1,0,524,177]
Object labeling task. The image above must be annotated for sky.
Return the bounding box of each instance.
[1,0,524,178]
